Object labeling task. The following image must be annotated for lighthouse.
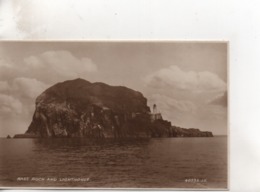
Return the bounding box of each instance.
[151,104,162,122]
[153,104,157,114]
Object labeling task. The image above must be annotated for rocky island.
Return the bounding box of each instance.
[14,78,213,138]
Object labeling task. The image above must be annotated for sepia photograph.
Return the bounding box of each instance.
[0,41,228,189]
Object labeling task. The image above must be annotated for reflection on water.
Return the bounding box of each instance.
[0,137,227,188]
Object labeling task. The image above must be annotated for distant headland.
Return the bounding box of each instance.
[13,78,213,139]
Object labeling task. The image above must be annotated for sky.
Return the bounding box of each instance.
[0,41,227,137]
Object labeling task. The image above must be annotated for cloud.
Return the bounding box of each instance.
[0,59,20,82]
[0,94,23,116]
[144,65,227,102]
[0,49,98,85]
[25,50,97,74]
[0,81,9,92]
[0,78,49,100]
[23,50,97,82]
[209,91,228,107]
[0,78,48,121]
[149,94,196,113]
[12,77,49,99]
[0,50,98,101]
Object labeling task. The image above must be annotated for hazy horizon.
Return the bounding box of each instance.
[0,41,228,137]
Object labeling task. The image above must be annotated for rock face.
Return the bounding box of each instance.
[13,133,40,138]
[170,126,214,137]
[24,78,213,138]
[149,120,213,137]
[26,78,151,138]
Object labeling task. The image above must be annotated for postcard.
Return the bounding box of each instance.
[0,41,228,189]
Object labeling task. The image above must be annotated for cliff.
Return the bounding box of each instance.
[21,78,213,138]
[25,78,151,138]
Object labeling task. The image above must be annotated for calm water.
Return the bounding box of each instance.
[0,137,227,189]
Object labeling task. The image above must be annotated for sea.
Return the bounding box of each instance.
[0,136,227,189]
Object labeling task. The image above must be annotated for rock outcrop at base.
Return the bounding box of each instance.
[22,78,213,138]
[150,119,213,138]
[13,133,40,138]
[171,126,214,137]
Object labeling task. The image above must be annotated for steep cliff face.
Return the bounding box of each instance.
[26,78,151,138]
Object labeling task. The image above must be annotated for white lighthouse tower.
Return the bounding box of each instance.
[151,104,162,122]
[153,104,157,114]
